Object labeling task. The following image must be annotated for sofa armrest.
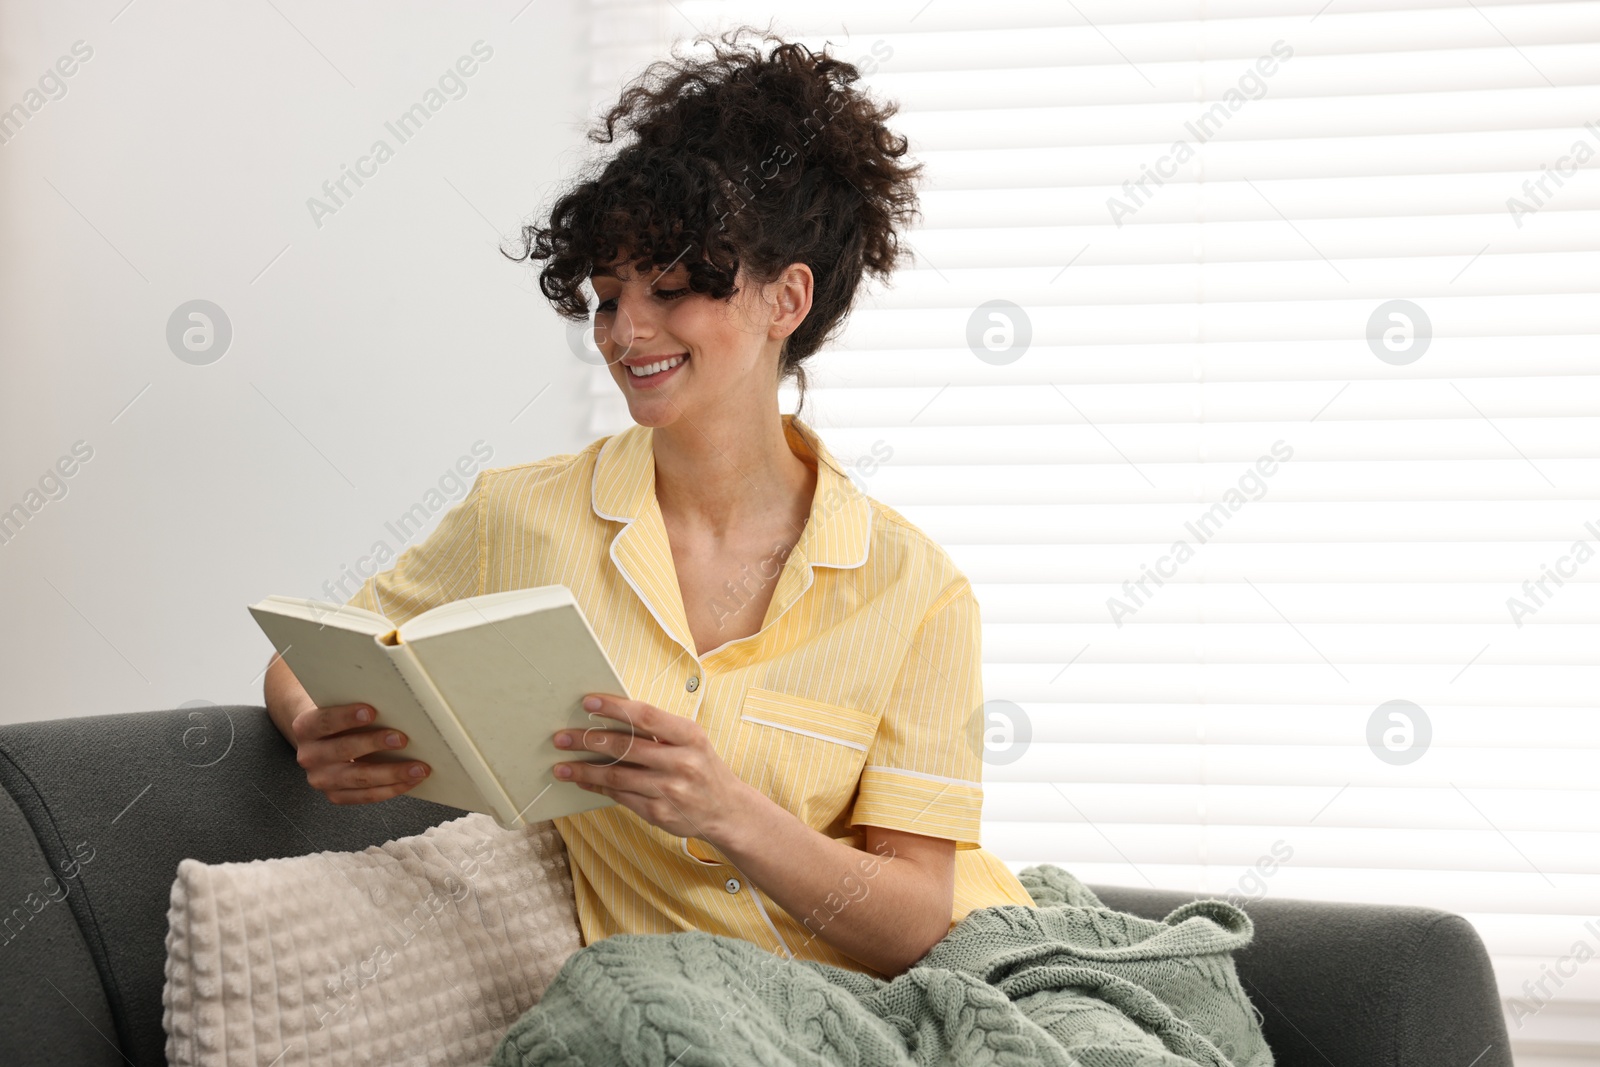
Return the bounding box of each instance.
[0,783,123,1066]
[0,705,463,1066]
[1089,884,1511,1067]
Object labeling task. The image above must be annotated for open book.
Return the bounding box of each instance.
[249,586,633,827]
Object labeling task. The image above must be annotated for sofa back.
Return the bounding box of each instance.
[1,705,1513,1067]
[0,706,459,1066]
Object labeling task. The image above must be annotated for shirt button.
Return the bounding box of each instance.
[724,877,741,894]
[686,675,700,693]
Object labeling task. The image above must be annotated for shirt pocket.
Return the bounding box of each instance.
[731,687,879,831]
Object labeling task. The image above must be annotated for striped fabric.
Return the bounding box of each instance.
[344,413,1035,976]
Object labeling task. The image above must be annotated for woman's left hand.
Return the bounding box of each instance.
[553,693,746,841]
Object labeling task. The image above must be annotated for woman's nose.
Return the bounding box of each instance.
[606,291,658,353]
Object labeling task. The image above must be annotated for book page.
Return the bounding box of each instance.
[401,584,575,641]
[248,603,489,815]
[403,599,629,823]
[253,595,396,633]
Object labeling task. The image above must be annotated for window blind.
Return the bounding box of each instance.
[581,3,1600,1060]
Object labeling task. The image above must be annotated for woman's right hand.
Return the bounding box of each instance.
[289,702,432,804]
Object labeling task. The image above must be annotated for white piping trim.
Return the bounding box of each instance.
[829,496,872,570]
[591,431,704,672]
[698,477,869,660]
[588,430,635,524]
[607,534,699,667]
[806,480,873,571]
[591,426,870,676]
[790,417,874,571]
[739,715,868,751]
[747,885,795,959]
[693,539,820,660]
[693,487,868,659]
[680,836,722,866]
[863,764,982,790]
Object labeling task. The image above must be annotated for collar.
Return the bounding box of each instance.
[590,413,872,660]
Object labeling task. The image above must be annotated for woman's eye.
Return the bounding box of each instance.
[593,287,686,315]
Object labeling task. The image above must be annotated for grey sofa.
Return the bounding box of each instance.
[0,706,1512,1066]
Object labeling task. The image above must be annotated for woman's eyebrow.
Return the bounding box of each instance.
[590,264,682,285]
[589,265,655,281]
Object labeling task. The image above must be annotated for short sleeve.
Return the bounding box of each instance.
[848,582,986,848]
[341,470,487,626]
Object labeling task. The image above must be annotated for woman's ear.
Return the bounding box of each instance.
[769,262,813,339]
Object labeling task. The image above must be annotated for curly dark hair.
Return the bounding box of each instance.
[502,23,924,419]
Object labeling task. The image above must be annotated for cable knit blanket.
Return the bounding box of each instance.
[487,864,1273,1067]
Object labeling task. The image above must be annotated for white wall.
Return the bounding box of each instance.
[0,0,601,722]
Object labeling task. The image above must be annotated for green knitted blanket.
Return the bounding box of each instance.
[489,864,1272,1067]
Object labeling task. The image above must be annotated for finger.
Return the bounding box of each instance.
[577,722,637,762]
[294,728,412,771]
[565,728,660,766]
[326,727,412,764]
[307,759,429,794]
[581,694,674,744]
[324,779,425,805]
[293,702,377,743]
[561,759,650,795]
[579,782,649,821]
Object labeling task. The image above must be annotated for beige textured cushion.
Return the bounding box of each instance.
[162,813,584,1067]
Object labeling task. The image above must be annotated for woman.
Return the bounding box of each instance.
[263,26,1036,980]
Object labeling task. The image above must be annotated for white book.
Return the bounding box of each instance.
[249,586,633,827]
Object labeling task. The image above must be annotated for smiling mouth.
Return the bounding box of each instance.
[625,353,687,378]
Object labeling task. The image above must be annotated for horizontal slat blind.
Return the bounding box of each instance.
[582,3,1600,1061]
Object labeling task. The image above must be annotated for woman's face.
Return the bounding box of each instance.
[588,252,794,430]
